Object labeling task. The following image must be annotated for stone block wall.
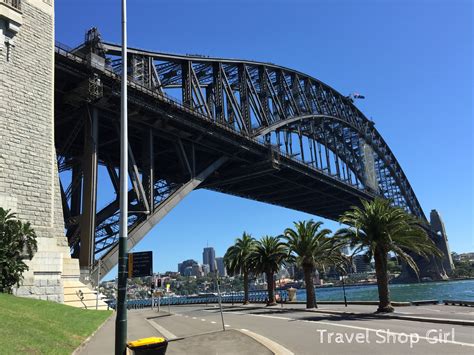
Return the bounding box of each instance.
[0,0,74,302]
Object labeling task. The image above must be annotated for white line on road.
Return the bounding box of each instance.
[416,307,441,312]
[246,313,474,348]
[225,324,230,327]
[201,318,206,321]
[211,321,216,324]
[192,317,197,319]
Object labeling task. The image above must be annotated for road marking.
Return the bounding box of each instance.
[192,317,197,319]
[225,324,230,327]
[238,328,294,355]
[201,318,206,321]
[211,321,217,324]
[145,319,178,340]
[246,313,474,347]
[416,307,441,312]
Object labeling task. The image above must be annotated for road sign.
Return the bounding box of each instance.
[127,251,153,278]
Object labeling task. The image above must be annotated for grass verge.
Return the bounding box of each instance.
[0,293,112,354]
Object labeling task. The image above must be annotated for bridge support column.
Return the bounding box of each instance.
[80,106,99,280]
[142,129,155,212]
[69,163,82,258]
[91,156,228,281]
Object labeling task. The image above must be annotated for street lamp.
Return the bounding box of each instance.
[115,0,128,354]
[340,274,348,307]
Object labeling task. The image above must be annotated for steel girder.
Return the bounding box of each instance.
[97,40,424,220]
[54,30,427,281]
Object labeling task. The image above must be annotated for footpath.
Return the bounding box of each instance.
[75,309,275,355]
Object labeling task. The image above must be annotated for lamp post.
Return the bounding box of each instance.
[115,0,128,353]
[340,275,348,307]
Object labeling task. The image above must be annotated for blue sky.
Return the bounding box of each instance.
[55,0,473,277]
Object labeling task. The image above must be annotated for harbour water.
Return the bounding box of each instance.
[296,279,474,302]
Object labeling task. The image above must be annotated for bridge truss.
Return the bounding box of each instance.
[54,30,426,282]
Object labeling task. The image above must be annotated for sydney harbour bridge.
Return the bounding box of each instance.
[54,29,446,283]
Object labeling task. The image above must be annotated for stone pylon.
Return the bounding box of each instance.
[430,209,455,274]
[0,0,87,304]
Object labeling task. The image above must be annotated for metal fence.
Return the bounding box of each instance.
[107,290,289,310]
[2,0,21,11]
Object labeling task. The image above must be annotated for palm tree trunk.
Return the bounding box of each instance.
[243,271,249,305]
[303,265,317,308]
[374,247,393,313]
[266,271,276,305]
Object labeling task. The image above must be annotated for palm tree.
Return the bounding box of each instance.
[250,236,288,306]
[284,220,346,309]
[0,208,37,293]
[224,232,256,304]
[336,198,442,313]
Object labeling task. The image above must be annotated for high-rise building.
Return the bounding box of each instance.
[203,247,216,273]
[202,264,210,275]
[192,264,203,277]
[353,255,372,273]
[215,257,226,276]
[178,259,198,275]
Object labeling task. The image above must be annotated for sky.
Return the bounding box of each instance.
[55,0,473,277]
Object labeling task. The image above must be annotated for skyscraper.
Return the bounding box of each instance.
[216,257,227,277]
[203,247,216,273]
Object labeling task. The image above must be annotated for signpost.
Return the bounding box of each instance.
[216,273,226,331]
[127,251,153,278]
[166,284,171,313]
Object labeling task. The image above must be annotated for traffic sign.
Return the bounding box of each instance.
[127,251,153,278]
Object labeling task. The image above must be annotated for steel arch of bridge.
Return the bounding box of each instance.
[99,40,423,219]
[55,31,425,281]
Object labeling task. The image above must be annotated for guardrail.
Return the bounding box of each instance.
[2,0,21,11]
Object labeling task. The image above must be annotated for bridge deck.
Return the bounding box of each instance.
[55,47,372,222]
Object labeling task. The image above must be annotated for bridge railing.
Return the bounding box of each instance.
[2,0,21,11]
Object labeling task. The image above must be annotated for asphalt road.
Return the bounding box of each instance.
[150,305,474,354]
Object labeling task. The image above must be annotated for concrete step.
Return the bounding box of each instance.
[63,279,109,310]
[64,292,100,302]
[64,299,109,310]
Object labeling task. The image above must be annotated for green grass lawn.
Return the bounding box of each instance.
[0,293,112,354]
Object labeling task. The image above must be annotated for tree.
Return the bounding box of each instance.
[224,232,256,304]
[249,236,288,306]
[336,198,442,313]
[283,220,346,309]
[0,208,38,293]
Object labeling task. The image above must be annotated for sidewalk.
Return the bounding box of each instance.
[76,309,274,354]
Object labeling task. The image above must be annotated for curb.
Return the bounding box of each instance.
[283,307,474,326]
[72,312,114,355]
[382,314,474,326]
[236,329,294,355]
